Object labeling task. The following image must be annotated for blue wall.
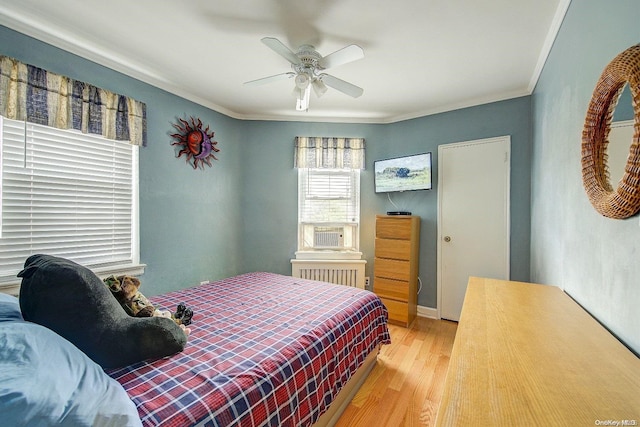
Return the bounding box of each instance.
[0,25,246,295]
[531,0,640,354]
[1,24,532,309]
[240,97,532,308]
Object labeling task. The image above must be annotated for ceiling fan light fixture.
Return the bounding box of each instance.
[294,73,310,89]
[296,84,311,112]
[312,79,328,98]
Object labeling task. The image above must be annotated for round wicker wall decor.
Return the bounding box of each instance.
[582,43,640,219]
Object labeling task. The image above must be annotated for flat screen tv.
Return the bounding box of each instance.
[374,152,432,193]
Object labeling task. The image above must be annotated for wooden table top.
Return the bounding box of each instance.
[436,277,640,426]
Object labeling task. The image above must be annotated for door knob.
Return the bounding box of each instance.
[444,236,451,242]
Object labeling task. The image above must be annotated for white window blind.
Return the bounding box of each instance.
[0,116,138,283]
[298,169,359,223]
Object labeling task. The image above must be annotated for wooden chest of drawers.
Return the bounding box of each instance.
[373,215,420,327]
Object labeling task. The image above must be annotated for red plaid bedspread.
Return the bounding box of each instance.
[107,272,390,426]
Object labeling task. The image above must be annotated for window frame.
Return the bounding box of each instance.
[296,167,361,259]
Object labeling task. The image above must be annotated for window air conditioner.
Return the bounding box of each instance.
[313,227,345,249]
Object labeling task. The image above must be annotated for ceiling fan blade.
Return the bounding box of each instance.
[320,74,364,98]
[318,44,364,69]
[244,72,295,86]
[261,37,302,65]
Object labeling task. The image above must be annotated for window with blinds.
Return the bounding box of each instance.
[298,168,360,252]
[0,116,139,284]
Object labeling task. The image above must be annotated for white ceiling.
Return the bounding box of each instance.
[0,0,569,123]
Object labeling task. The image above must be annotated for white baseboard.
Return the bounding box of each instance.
[417,305,439,319]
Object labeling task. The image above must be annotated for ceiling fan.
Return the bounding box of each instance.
[245,37,364,111]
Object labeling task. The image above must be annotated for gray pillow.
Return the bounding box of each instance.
[18,254,187,369]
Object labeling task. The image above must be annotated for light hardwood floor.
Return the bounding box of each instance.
[335,317,458,427]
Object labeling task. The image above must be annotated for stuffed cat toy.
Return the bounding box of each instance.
[103,275,194,329]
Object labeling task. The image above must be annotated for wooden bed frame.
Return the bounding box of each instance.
[314,346,380,426]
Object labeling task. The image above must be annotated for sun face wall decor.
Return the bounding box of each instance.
[170,117,220,169]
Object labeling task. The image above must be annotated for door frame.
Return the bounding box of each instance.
[436,135,511,320]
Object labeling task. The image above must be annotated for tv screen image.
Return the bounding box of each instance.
[374,152,432,193]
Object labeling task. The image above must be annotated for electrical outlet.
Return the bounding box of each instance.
[364,276,370,288]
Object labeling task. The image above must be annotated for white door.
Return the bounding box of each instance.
[438,136,510,321]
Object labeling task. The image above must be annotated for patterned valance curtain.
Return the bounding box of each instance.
[0,55,147,146]
[294,137,365,169]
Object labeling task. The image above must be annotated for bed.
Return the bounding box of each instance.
[105,272,391,426]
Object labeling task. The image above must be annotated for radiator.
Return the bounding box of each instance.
[291,259,367,289]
